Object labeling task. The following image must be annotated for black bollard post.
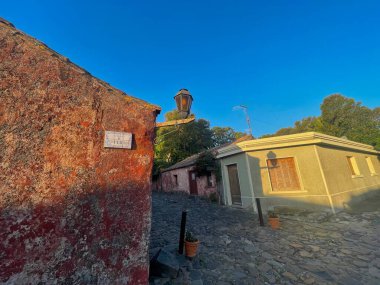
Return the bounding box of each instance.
[178,210,187,254]
[256,198,264,226]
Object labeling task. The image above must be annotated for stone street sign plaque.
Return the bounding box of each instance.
[104,131,132,149]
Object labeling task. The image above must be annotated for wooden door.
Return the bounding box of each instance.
[227,164,242,205]
[189,171,198,195]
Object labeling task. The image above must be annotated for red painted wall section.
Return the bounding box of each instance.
[0,20,159,284]
[160,167,217,197]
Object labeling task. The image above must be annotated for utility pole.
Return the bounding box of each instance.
[233,105,252,136]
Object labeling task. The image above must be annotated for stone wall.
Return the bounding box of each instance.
[0,18,159,284]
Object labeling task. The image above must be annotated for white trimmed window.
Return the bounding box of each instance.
[267,157,301,192]
[347,156,361,176]
[366,157,377,175]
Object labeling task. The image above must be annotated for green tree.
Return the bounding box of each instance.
[164,109,185,121]
[275,127,297,136]
[319,94,380,149]
[155,111,213,168]
[373,107,380,149]
[294,116,322,133]
[234,131,247,140]
[194,151,217,176]
[259,117,321,138]
[259,94,379,149]
[211,127,248,147]
[212,127,234,146]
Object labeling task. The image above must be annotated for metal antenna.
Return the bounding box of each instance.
[233,105,252,136]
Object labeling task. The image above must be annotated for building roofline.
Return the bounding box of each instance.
[161,135,255,173]
[161,163,194,173]
[161,154,199,173]
[0,17,161,114]
[216,132,379,158]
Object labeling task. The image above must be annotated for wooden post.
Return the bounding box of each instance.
[256,198,264,226]
[178,210,187,254]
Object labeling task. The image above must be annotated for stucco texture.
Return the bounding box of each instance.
[218,133,380,213]
[220,147,332,211]
[316,145,380,210]
[220,153,253,208]
[160,166,217,197]
[0,19,158,284]
[246,145,332,211]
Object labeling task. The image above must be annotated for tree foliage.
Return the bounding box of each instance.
[260,94,380,149]
[319,95,379,148]
[194,150,222,182]
[194,151,217,176]
[211,127,247,147]
[164,109,185,121]
[154,110,246,173]
[155,111,213,168]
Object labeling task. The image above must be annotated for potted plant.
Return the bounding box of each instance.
[185,231,200,257]
[268,211,280,229]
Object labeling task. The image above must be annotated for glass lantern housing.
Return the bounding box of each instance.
[174,89,193,119]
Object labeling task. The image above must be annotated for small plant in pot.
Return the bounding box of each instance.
[268,211,280,229]
[185,231,200,257]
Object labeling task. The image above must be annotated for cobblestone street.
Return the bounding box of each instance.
[150,192,380,285]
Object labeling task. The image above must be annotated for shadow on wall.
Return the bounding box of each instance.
[161,173,178,192]
[227,147,380,214]
[229,152,271,210]
[0,185,150,284]
[254,150,277,198]
[343,188,380,213]
[265,188,380,216]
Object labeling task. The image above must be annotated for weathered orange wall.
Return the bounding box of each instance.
[0,19,158,284]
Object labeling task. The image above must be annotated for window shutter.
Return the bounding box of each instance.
[267,157,301,191]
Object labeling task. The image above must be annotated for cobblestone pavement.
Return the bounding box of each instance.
[150,192,380,285]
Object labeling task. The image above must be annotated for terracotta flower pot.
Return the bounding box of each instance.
[185,240,200,257]
[268,217,280,229]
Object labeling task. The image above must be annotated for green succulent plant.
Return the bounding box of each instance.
[185,231,198,242]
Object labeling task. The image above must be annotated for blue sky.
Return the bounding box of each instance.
[2,0,379,136]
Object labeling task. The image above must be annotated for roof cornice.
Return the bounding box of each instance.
[216,132,379,158]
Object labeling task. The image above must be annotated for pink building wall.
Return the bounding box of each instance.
[159,166,218,197]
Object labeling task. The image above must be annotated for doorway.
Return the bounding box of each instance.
[188,171,198,195]
[227,164,242,205]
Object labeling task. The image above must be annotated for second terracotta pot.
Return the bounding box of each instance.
[185,240,200,257]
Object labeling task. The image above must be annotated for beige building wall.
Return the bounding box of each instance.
[247,145,332,212]
[317,145,380,210]
[220,145,333,212]
[218,132,380,214]
[220,153,254,208]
